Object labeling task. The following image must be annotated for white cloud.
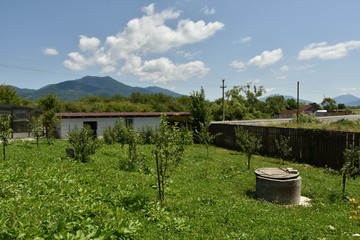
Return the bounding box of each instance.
[231,49,283,71]
[265,88,276,93]
[78,35,101,52]
[276,75,287,80]
[241,36,251,43]
[43,48,58,55]
[121,56,209,83]
[201,6,216,15]
[298,40,360,60]
[340,87,357,92]
[63,4,224,83]
[176,50,201,59]
[280,65,289,71]
[230,60,246,71]
[233,36,252,44]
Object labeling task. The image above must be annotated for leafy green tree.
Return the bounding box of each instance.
[341,145,360,196]
[286,98,298,109]
[190,87,212,142]
[321,97,337,112]
[235,127,262,170]
[30,116,43,147]
[153,117,186,203]
[68,126,99,163]
[103,126,115,145]
[113,118,128,151]
[0,115,13,160]
[310,102,321,110]
[265,95,287,116]
[223,83,267,120]
[338,103,346,110]
[0,85,21,105]
[275,135,292,165]
[196,122,216,158]
[38,94,62,144]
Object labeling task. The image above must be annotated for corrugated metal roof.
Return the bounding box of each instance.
[56,112,191,118]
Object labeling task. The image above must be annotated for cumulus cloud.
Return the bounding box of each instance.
[240,36,252,43]
[43,48,58,55]
[231,49,283,71]
[298,41,360,60]
[280,65,289,71]
[78,35,101,52]
[121,57,209,83]
[201,6,216,15]
[63,3,224,83]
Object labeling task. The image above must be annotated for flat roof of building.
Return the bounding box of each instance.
[56,112,191,118]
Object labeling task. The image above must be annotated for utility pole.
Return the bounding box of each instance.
[297,81,300,123]
[220,78,227,121]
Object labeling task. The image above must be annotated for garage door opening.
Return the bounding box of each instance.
[83,121,97,138]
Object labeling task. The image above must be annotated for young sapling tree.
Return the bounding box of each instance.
[0,115,13,160]
[68,125,99,163]
[235,127,262,170]
[196,122,216,158]
[341,145,360,197]
[275,135,292,165]
[153,116,186,203]
[30,116,43,147]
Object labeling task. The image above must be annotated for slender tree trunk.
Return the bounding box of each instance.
[247,156,251,170]
[155,153,163,202]
[3,143,5,161]
[342,173,346,197]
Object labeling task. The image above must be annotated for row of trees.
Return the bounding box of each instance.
[0,84,351,124]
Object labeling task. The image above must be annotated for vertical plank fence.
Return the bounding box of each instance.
[209,123,360,170]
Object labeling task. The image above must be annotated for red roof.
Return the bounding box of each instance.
[300,105,317,111]
[56,112,191,118]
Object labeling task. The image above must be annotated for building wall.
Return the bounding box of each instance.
[58,116,161,139]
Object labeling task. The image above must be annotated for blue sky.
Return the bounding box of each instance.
[1,0,360,103]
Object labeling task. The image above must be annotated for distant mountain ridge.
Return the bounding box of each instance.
[260,94,360,107]
[259,94,312,104]
[9,76,183,101]
[333,94,360,107]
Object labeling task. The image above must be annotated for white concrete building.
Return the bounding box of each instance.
[56,112,191,139]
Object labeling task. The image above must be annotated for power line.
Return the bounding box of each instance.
[0,63,81,77]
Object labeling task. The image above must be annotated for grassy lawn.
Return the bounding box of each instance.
[0,140,359,239]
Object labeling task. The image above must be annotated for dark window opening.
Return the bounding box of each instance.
[125,118,133,127]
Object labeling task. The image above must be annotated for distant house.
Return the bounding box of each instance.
[300,105,318,113]
[56,112,192,139]
[276,104,319,118]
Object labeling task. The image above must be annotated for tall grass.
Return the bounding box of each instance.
[0,139,358,239]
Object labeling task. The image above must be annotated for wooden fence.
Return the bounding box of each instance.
[209,123,360,170]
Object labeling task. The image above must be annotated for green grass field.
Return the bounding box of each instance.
[0,140,359,239]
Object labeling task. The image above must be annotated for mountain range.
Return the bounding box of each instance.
[9,76,183,101]
[260,94,360,107]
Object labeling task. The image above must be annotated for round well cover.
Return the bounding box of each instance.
[254,168,299,180]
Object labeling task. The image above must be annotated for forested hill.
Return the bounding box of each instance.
[10,76,183,101]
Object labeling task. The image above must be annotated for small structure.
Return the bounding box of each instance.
[254,168,301,205]
[0,104,42,138]
[300,105,318,113]
[56,112,192,139]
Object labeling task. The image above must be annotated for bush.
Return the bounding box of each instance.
[103,126,115,145]
[292,112,320,123]
[235,127,262,170]
[68,126,100,162]
[139,126,156,144]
